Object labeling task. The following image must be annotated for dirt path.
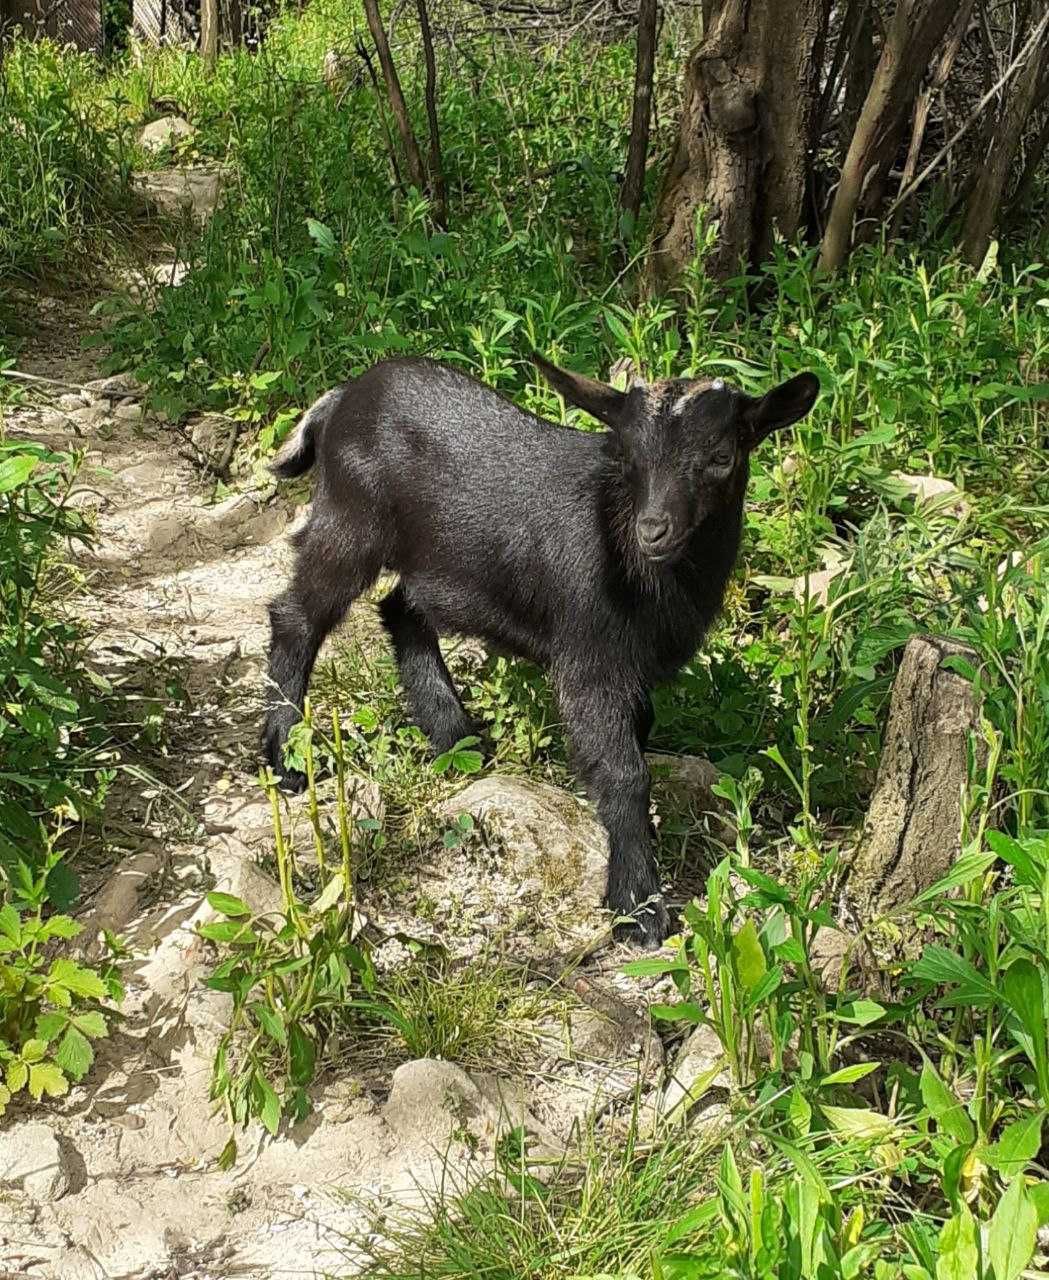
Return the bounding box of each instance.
[1,289,689,1278]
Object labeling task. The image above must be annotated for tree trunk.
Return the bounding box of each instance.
[961,6,1049,265]
[842,636,985,919]
[647,0,825,290]
[620,0,659,231]
[200,0,218,68]
[362,0,428,196]
[1007,99,1049,224]
[818,0,960,273]
[889,0,976,235]
[414,0,447,228]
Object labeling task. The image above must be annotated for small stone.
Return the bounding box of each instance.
[0,1123,74,1202]
[57,393,86,410]
[660,1023,730,1117]
[66,404,108,428]
[138,115,197,154]
[190,414,231,463]
[809,926,854,993]
[114,402,142,422]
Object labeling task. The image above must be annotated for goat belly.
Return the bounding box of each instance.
[402,572,552,666]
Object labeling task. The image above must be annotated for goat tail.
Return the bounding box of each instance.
[270,387,340,479]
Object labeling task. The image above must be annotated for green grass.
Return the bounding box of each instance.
[3,5,1049,1275]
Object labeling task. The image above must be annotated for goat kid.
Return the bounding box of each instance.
[263,355,819,946]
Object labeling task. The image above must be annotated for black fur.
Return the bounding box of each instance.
[263,356,819,945]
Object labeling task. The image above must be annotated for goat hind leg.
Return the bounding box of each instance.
[379,584,476,753]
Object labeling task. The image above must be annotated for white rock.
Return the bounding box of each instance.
[890,472,969,515]
[660,1022,730,1117]
[133,166,226,223]
[435,775,609,904]
[0,1123,73,1202]
[138,115,197,154]
[57,392,86,410]
[66,403,108,428]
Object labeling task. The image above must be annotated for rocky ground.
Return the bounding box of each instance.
[0,284,731,1278]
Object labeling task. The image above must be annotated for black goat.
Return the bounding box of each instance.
[263,355,819,945]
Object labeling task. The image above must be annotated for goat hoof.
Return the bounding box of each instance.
[277,768,308,795]
[611,895,671,949]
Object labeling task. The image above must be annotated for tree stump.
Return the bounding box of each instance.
[843,635,984,919]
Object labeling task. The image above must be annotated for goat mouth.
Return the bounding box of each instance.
[639,539,685,565]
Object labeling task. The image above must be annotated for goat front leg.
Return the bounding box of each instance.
[557,677,669,947]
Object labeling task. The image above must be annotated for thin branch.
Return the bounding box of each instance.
[884,5,1049,223]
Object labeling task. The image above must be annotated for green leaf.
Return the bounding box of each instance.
[72,1011,109,1040]
[20,1038,47,1063]
[820,1105,896,1140]
[48,957,108,999]
[0,903,20,943]
[288,1025,316,1087]
[731,918,767,992]
[6,1060,28,1094]
[935,1208,979,1280]
[910,849,996,907]
[256,1074,282,1136]
[982,1112,1044,1176]
[250,1002,287,1047]
[217,1136,238,1171]
[53,1026,93,1081]
[835,999,887,1027]
[920,1061,975,1146]
[821,1062,880,1086]
[205,892,251,918]
[28,1061,68,1100]
[0,453,38,494]
[649,1003,705,1023]
[34,1011,68,1042]
[312,872,345,915]
[621,958,688,978]
[988,1177,1037,1280]
[909,945,998,1005]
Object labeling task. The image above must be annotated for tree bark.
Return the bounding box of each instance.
[414,0,447,228]
[362,0,428,196]
[890,0,977,236]
[620,0,659,231]
[1007,99,1049,224]
[961,5,1049,265]
[842,636,985,919]
[647,0,825,290]
[818,0,960,273]
[200,0,218,68]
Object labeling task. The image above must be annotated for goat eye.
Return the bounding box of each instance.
[711,448,734,469]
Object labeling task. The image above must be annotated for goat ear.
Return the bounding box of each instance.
[532,354,628,428]
[744,372,820,445]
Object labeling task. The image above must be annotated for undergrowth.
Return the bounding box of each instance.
[2,3,1049,1274]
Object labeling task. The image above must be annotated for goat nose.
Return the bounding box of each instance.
[637,513,671,547]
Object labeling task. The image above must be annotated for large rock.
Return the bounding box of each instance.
[0,1124,74,1202]
[383,1059,546,1154]
[435,775,608,904]
[138,115,196,154]
[646,752,732,835]
[133,165,226,223]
